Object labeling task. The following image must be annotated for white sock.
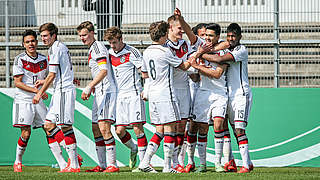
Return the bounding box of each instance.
[66,143,79,168]
[96,146,106,169]
[15,144,26,164]
[139,141,159,168]
[59,140,67,150]
[214,138,224,164]
[138,146,147,162]
[106,145,117,167]
[239,144,250,169]
[223,137,233,162]
[48,141,67,170]
[163,143,175,171]
[186,142,196,165]
[178,141,187,166]
[197,142,207,166]
[172,145,182,168]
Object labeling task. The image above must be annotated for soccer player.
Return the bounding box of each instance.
[12,29,50,172]
[33,23,81,172]
[190,23,230,172]
[77,21,119,173]
[174,8,234,173]
[166,14,198,173]
[104,26,148,169]
[194,23,254,173]
[136,20,191,173]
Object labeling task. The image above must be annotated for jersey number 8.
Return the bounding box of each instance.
[149,59,156,80]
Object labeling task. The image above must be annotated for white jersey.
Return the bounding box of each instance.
[88,41,116,93]
[199,50,228,95]
[13,52,48,103]
[142,44,182,102]
[48,41,75,92]
[226,45,251,97]
[109,44,143,95]
[166,39,194,89]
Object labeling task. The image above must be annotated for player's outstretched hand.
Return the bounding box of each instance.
[42,92,48,100]
[174,8,181,16]
[34,80,45,88]
[33,93,41,104]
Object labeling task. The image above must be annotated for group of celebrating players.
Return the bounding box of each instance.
[12,8,253,174]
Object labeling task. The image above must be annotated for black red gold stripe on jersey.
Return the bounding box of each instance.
[110,53,130,67]
[21,59,47,73]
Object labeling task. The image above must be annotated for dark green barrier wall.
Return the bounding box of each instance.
[0,88,319,167]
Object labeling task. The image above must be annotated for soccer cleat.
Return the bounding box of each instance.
[138,164,158,173]
[195,165,207,173]
[103,165,120,173]
[58,166,80,173]
[224,159,237,172]
[66,154,84,168]
[215,163,225,172]
[184,163,195,173]
[162,168,181,173]
[173,164,185,173]
[85,166,105,172]
[129,150,138,168]
[132,168,142,172]
[238,166,250,173]
[249,164,254,171]
[13,163,22,172]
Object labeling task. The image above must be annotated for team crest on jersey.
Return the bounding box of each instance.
[182,44,188,53]
[120,56,126,63]
[39,62,45,69]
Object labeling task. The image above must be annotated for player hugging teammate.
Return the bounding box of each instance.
[11,8,253,174]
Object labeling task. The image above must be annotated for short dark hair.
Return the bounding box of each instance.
[77,21,94,32]
[39,22,58,36]
[167,15,178,25]
[149,21,169,42]
[206,23,221,36]
[104,26,123,41]
[227,23,242,36]
[22,29,37,43]
[192,23,208,35]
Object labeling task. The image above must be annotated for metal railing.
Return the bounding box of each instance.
[1,0,320,88]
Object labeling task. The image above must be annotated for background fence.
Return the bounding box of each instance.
[0,0,320,88]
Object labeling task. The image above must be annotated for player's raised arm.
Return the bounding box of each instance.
[174,8,197,45]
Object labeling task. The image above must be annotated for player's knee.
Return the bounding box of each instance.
[43,122,55,132]
[133,124,144,135]
[21,127,31,139]
[235,128,245,136]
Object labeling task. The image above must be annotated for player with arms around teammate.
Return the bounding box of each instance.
[166,14,199,173]
[194,23,254,173]
[33,23,81,172]
[104,27,148,170]
[12,30,51,172]
[136,21,191,173]
[189,23,230,172]
[77,21,119,173]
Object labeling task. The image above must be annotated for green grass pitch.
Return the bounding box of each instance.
[1,166,319,180]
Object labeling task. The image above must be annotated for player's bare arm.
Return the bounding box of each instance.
[32,72,56,104]
[189,57,228,79]
[82,69,107,101]
[174,8,197,45]
[141,71,149,101]
[177,60,191,71]
[14,75,38,93]
[202,52,234,63]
